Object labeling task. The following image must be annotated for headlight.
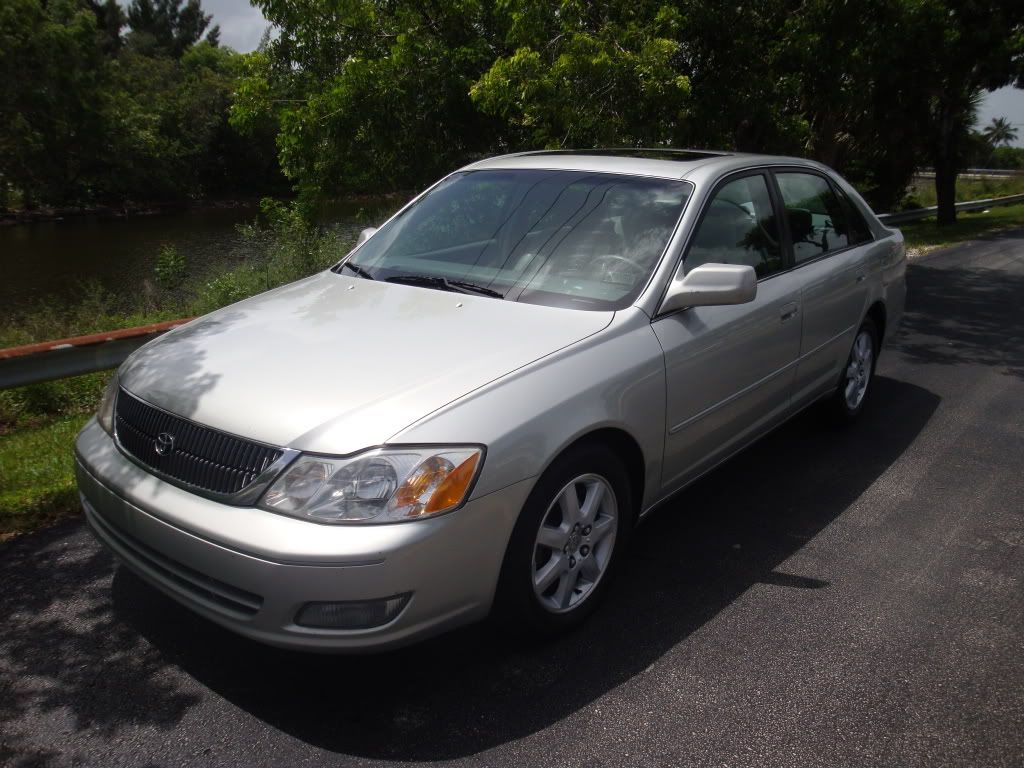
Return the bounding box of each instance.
[259,446,483,524]
[97,373,119,435]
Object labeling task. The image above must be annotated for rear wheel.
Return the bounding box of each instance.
[827,317,878,423]
[494,443,631,636]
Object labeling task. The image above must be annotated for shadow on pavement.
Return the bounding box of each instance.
[71,375,937,761]
[899,244,1024,378]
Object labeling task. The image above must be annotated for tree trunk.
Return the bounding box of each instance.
[932,98,959,227]
[934,158,958,226]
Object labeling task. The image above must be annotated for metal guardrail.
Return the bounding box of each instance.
[0,318,193,389]
[916,167,1024,178]
[3,187,1024,389]
[878,192,1024,224]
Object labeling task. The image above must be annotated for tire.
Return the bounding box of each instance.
[826,316,878,423]
[493,442,632,637]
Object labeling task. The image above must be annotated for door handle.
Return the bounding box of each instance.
[780,302,799,322]
[855,273,866,283]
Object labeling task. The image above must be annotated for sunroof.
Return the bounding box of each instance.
[525,148,729,162]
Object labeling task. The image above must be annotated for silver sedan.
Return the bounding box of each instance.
[75,149,906,651]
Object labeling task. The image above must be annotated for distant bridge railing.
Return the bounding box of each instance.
[4,190,1024,389]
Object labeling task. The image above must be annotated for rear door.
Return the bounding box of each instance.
[653,171,803,493]
[771,170,873,406]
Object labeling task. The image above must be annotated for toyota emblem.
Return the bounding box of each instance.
[154,432,175,456]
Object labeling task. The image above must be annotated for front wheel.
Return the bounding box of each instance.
[494,444,631,636]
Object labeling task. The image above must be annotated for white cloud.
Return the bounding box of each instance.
[201,0,268,52]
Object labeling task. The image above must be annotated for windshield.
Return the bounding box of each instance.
[339,169,693,310]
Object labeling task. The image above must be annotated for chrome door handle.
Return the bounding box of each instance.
[780,303,799,322]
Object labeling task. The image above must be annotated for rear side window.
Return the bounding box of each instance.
[685,174,783,278]
[834,184,873,245]
[776,172,853,263]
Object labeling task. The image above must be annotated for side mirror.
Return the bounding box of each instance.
[659,263,757,314]
[357,227,377,246]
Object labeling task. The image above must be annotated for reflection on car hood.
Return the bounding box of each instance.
[119,272,613,453]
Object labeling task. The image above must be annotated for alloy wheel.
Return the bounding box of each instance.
[844,329,875,410]
[531,473,618,614]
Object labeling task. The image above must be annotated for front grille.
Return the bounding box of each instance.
[85,499,263,618]
[115,388,283,496]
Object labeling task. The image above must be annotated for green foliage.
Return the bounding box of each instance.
[472,2,690,149]
[0,0,110,206]
[125,0,218,57]
[0,0,282,211]
[190,198,350,315]
[987,146,1024,170]
[239,0,501,203]
[155,243,188,289]
[5,0,1023,218]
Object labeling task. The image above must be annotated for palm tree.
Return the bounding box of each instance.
[982,116,1019,147]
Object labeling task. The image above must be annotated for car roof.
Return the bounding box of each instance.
[461,149,827,181]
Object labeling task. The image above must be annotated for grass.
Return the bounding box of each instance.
[899,203,1024,258]
[0,412,93,541]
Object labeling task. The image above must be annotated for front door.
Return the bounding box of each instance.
[653,172,802,493]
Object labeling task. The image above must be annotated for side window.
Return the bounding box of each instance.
[776,172,851,263]
[685,174,783,278]
[833,184,873,246]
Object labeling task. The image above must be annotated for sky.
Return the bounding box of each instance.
[202,1,1024,149]
[190,0,269,52]
[977,87,1024,148]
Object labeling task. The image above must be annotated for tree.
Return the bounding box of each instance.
[983,116,1019,147]
[471,2,691,150]
[0,0,110,207]
[86,0,126,54]
[908,1,1024,224]
[234,0,502,203]
[125,0,219,57]
[0,0,278,210]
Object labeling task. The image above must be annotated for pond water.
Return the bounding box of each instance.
[0,197,405,316]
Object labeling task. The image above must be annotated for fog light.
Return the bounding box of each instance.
[294,593,411,630]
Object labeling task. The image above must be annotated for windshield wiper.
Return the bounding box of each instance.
[386,274,505,299]
[338,261,375,280]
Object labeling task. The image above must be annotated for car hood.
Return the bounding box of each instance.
[119,272,613,453]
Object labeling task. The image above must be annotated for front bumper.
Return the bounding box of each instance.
[74,418,532,651]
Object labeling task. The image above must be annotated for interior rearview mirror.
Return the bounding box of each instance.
[659,263,757,314]
[357,227,377,246]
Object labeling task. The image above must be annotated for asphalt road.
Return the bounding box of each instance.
[3,232,1023,767]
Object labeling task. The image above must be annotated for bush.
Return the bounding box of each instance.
[154,243,188,290]
[190,198,351,315]
[985,146,1024,170]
